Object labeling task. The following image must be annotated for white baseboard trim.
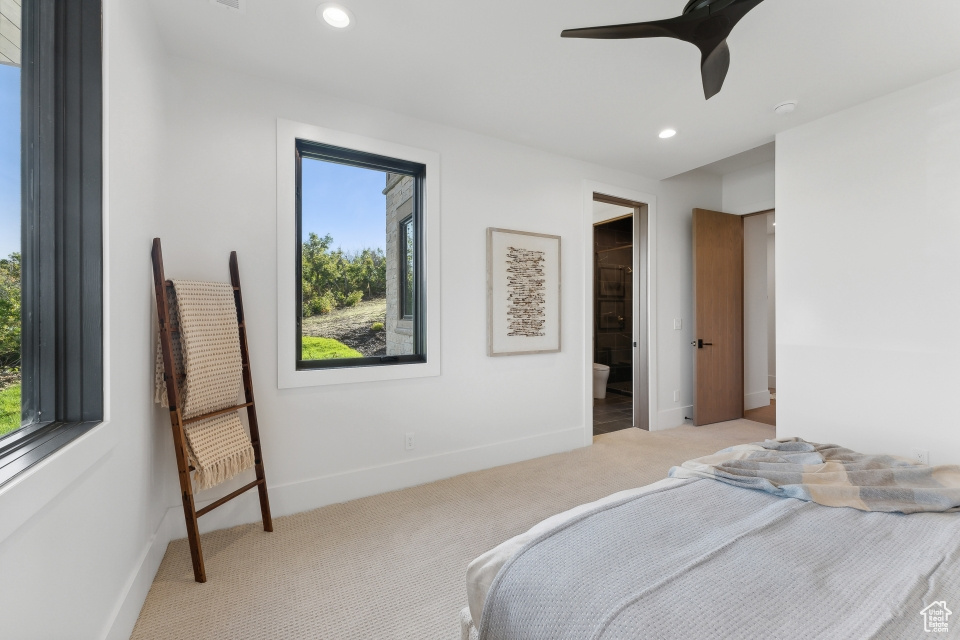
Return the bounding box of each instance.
[768,375,776,389]
[656,405,692,431]
[744,390,771,411]
[173,426,587,538]
[102,425,586,638]
[103,509,175,640]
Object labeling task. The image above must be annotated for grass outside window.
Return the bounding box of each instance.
[0,383,20,437]
[301,336,362,361]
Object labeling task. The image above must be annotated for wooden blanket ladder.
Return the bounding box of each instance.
[151,238,273,583]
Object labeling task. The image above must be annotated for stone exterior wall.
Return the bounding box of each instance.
[0,0,21,67]
[384,173,415,356]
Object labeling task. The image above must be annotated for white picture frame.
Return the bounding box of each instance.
[487,228,561,356]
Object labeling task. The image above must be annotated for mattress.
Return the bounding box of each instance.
[464,477,960,639]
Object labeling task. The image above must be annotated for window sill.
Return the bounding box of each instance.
[0,421,102,487]
[0,420,115,544]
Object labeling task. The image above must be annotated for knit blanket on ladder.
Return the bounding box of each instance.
[155,279,254,491]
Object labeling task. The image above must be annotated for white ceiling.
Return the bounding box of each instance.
[147,0,960,179]
[697,142,774,176]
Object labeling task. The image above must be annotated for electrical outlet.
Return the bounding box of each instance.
[405,432,415,451]
[912,449,929,465]
[673,318,682,331]
[673,390,680,403]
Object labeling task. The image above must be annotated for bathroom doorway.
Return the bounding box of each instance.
[592,194,649,434]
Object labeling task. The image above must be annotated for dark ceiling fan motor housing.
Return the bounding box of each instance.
[684,0,721,13]
[561,0,767,100]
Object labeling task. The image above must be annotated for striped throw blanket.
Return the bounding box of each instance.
[669,438,960,513]
[155,279,254,491]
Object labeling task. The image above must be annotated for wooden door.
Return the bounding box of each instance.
[692,209,743,426]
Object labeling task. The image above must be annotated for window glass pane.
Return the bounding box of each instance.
[0,16,21,438]
[299,150,423,366]
[300,158,390,361]
[400,216,415,319]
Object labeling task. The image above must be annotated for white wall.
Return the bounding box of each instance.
[0,1,173,638]
[777,68,960,464]
[743,214,769,410]
[156,54,647,532]
[722,161,775,215]
[155,56,721,520]
[655,171,723,428]
[0,7,724,636]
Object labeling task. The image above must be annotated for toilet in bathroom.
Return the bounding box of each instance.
[593,363,610,399]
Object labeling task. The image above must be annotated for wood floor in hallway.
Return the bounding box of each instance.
[744,389,776,426]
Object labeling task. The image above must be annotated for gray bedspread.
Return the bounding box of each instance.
[478,479,960,640]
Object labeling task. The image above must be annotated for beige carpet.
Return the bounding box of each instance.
[131,420,774,640]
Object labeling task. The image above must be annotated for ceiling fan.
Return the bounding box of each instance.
[561,0,767,100]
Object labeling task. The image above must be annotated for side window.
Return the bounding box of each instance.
[0,11,21,438]
[0,0,103,487]
[296,141,425,370]
[399,214,415,321]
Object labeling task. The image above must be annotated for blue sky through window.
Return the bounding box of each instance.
[1,70,388,259]
[0,64,19,259]
[301,158,386,254]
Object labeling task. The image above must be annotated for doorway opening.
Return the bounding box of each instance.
[743,210,776,426]
[592,194,648,435]
[691,207,777,427]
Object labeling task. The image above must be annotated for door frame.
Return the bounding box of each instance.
[741,208,775,413]
[691,207,775,425]
[581,181,659,447]
[593,194,649,430]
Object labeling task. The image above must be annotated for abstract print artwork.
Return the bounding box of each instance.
[487,228,561,356]
[506,247,546,337]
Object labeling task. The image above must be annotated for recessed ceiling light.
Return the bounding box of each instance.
[774,101,798,116]
[318,3,354,29]
[323,7,349,27]
[659,129,677,139]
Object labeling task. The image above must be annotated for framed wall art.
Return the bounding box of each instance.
[598,266,625,298]
[487,228,561,356]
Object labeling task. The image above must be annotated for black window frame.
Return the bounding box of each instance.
[295,139,426,370]
[398,213,415,321]
[0,0,104,488]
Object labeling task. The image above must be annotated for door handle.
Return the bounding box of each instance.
[696,339,713,349]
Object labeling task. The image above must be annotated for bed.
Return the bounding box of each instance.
[461,441,960,640]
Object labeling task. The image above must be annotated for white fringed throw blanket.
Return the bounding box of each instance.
[155,280,254,491]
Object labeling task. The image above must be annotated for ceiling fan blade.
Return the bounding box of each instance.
[700,39,730,100]
[561,16,691,41]
[717,0,767,27]
[561,0,766,100]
